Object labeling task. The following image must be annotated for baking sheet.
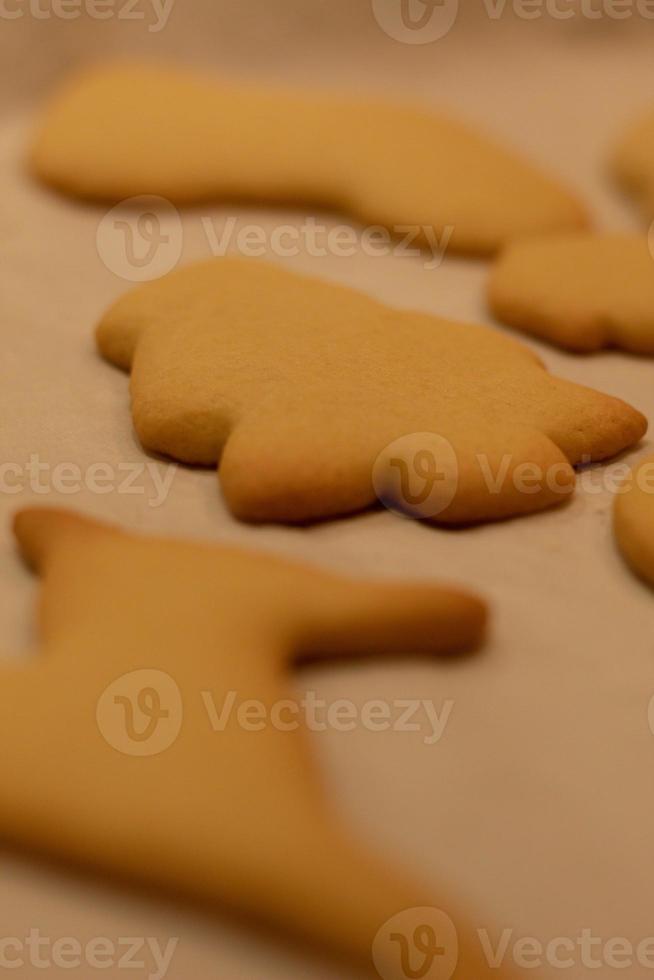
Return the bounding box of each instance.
[3,8,654,978]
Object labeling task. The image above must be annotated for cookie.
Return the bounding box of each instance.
[31,64,589,256]
[612,109,654,218]
[6,506,497,978]
[96,257,646,525]
[614,455,654,588]
[488,233,654,353]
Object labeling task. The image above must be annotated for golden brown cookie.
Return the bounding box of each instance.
[614,454,654,588]
[612,109,654,218]
[488,233,654,354]
[5,506,500,979]
[31,64,589,256]
[96,257,646,525]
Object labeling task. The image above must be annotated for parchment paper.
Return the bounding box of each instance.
[2,6,654,977]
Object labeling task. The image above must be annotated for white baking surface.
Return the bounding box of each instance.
[2,8,654,978]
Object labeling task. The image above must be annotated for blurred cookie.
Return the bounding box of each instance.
[32,63,589,256]
[7,506,493,978]
[488,233,654,353]
[614,455,654,588]
[96,257,646,525]
[612,109,654,218]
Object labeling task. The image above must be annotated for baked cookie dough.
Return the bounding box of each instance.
[614,454,654,589]
[6,506,497,978]
[96,257,647,525]
[31,64,589,255]
[488,233,654,354]
[612,108,654,218]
